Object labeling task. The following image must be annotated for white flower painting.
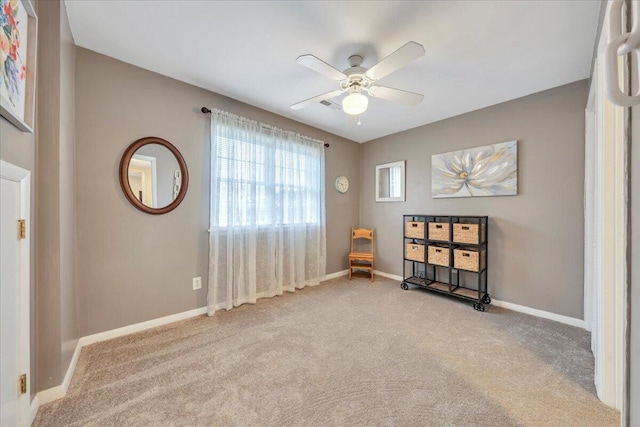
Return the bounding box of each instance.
[432,141,517,198]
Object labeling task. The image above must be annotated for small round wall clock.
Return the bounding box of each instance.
[335,175,349,194]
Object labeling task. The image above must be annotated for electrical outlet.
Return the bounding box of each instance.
[192,277,202,290]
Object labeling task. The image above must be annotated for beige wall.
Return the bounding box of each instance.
[36,0,62,389]
[34,0,79,391]
[359,80,588,319]
[74,48,360,336]
[0,119,34,169]
[58,0,79,381]
[74,48,588,330]
[1,0,78,396]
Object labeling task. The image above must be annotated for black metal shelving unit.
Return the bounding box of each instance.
[401,215,490,311]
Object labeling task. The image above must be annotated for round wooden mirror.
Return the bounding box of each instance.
[119,137,189,214]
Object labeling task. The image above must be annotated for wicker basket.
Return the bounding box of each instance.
[405,221,425,239]
[428,222,449,241]
[453,223,486,244]
[427,245,449,267]
[453,248,486,272]
[405,243,425,262]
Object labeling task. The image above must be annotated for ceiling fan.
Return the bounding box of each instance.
[291,41,426,119]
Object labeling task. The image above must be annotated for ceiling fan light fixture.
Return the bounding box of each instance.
[292,41,425,117]
[342,92,368,115]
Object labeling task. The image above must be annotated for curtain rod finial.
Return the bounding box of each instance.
[201,107,212,114]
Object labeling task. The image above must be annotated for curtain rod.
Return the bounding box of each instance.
[201,107,330,148]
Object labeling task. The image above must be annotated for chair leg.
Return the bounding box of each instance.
[370,263,374,283]
[348,264,352,280]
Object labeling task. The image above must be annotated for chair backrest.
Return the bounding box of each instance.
[351,228,374,253]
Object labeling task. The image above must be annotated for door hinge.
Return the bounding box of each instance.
[17,219,26,239]
[19,374,26,395]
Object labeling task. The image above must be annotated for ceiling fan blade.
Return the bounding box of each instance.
[290,89,344,110]
[369,86,424,106]
[365,41,425,81]
[296,54,347,81]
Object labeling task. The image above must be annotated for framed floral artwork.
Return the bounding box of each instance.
[0,0,36,133]
[432,140,518,198]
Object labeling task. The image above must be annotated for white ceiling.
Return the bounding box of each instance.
[64,1,600,143]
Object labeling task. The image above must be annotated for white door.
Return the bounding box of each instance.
[0,161,31,426]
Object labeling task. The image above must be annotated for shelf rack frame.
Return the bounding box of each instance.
[401,215,489,311]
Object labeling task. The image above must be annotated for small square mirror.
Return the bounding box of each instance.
[375,160,405,202]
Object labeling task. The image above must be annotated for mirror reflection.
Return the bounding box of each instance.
[127,143,182,209]
[375,160,405,202]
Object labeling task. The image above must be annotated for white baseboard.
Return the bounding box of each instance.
[35,384,64,408]
[79,307,208,347]
[31,273,347,415]
[36,340,82,406]
[29,394,39,425]
[322,269,348,281]
[374,270,403,281]
[28,269,347,415]
[61,340,82,395]
[491,299,585,329]
[31,306,209,421]
[332,268,403,282]
[29,272,584,423]
[372,270,585,329]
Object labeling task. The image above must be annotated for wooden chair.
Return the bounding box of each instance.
[349,228,374,282]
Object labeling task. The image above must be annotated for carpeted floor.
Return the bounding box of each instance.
[34,276,619,426]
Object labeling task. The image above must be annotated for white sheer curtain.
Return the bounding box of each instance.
[207,109,326,315]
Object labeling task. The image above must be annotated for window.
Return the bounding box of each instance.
[208,110,327,314]
[213,126,324,227]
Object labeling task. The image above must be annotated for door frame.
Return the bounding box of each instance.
[130,154,157,207]
[0,160,31,425]
[584,11,628,410]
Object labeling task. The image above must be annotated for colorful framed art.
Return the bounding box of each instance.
[1,0,37,133]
